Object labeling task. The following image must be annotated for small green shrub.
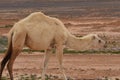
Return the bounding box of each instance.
[0,36,8,53]
[1,76,8,80]
[18,74,40,80]
[0,36,8,46]
[4,25,13,28]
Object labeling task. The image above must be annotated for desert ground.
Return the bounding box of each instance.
[0,53,120,80]
[0,0,120,80]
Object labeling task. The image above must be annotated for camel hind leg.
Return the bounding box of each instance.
[7,49,21,80]
[7,31,26,80]
[0,50,11,79]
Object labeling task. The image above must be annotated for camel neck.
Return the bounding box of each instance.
[66,34,90,51]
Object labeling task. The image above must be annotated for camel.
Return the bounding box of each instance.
[0,12,105,80]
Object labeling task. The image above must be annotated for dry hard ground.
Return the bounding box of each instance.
[0,53,120,80]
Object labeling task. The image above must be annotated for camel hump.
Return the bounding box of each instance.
[30,12,45,17]
[28,12,46,20]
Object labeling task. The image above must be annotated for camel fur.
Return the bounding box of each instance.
[0,12,105,80]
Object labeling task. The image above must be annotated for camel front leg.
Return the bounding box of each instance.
[41,49,52,80]
[56,45,67,80]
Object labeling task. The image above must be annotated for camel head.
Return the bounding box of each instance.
[81,34,106,50]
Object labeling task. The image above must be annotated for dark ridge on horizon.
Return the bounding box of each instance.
[0,0,120,17]
[0,0,119,9]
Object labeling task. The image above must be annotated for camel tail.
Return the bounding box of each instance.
[3,32,13,64]
[0,32,13,78]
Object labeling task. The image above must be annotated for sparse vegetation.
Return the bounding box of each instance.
[0,25,13,28]
[1,74,114,80]
[4,25,13,28]
[1,74,74,80]
[1,76,8,80]
[0,36,7,46]
[1,48,120,54]
[0,36,8,53]
[18,74,41,80]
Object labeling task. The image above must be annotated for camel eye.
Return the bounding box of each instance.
[99,40,101,43]
[92,36,96,40]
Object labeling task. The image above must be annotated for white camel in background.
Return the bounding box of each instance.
[0,12,105,80]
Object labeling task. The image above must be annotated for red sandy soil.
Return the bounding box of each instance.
[0,53,120,79]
